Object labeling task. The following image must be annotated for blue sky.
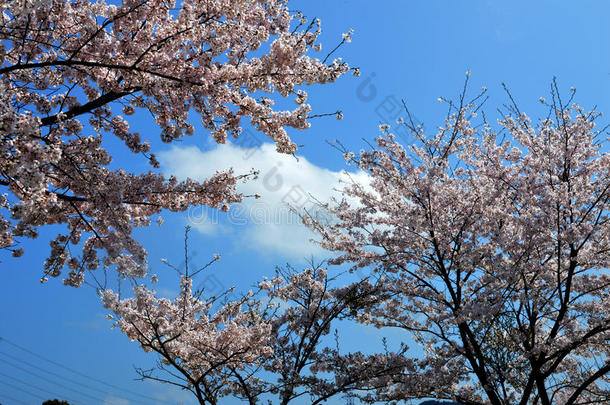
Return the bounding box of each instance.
[2,1,610,404]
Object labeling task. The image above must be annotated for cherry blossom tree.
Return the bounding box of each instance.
[102,244,411,405]
[0,0,351,286]
[102,274,273,405]
[257,264,411,405]
[305,80,610,405]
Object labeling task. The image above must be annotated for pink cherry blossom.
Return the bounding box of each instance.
[0,0,350,284]
[104,261,412,404]
[102,275,273,405]
[306,83,610,405]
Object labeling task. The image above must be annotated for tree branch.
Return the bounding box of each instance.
[40,87,141,126]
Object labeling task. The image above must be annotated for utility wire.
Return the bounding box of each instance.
[0,389,31,405]
[0,357,106,404]
[0,351,148,405]
[0,379,50,403]
[0,336,163,403]
[0,370,80,405]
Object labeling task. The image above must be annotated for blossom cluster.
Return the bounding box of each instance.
[102,275,272,404]
[0,0,349,284]
[305,95,610,404]
[104,265,412,404]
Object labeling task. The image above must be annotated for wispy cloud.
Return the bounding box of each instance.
[149,384,194,405]
[104,393,130,405]
[63,313,108,330]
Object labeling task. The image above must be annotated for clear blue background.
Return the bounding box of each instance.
[2,1,610,404]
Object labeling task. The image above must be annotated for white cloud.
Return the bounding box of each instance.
[104,393,130,405]
[148,384,194,405]
[158,143,369,259]
[63,312,108,330]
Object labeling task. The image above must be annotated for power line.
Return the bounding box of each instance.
[0,351,147,405]
[0,370,80,405]
[0,379,49,402]
[0,389,32,405]
[0,336,164,403]
[0,356,106,404]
